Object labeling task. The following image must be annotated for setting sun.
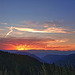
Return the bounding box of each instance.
[17,45,30,50]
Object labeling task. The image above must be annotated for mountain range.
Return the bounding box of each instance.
[0,50,75,75]
[1,50,75,67]
[42,54,75,67]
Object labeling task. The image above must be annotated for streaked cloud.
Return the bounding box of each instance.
[0,37,70,50]
[12,32,24,35]
[0,22,8,25]
[0,37,67,45]
[0,29,4,30]
[19,20,61,28]
[19,21,38,27]
[41,39,68,44]
[46,45,75,51]
[5,26,75,37]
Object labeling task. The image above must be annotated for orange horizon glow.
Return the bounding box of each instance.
[0,38,75,51]
[17,44,31,50]
[1,44,75,51]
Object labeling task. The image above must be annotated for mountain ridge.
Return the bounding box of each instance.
[42,54,75,67]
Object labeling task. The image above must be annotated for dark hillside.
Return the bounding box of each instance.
[0,50,75,75]
[0,50,42,75]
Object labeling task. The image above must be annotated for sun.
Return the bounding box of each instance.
[18,47,25,50]
[17,44,30,50]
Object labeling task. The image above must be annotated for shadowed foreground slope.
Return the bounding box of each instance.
[0,50,75,75]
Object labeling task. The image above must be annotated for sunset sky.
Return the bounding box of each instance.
[0,0,75,50]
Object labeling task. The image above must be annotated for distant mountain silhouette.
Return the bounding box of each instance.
[1,50,75,58]
[25,50,75,58]
[56,54,75,67]
[42,54,75,67]
[42,54,65,63]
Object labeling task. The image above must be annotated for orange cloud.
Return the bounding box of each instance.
[5,26,75,37]
[19,20,60,27]
[46,45,75,51]
[44,27,67,33]
[0,37,74,51]
[0,22,8,25]
[0,29,4,31]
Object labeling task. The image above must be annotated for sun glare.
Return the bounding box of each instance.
[17,45,30,50]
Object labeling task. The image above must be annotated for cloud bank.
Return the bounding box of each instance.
[0,37,72,50]
[5,26,75,37]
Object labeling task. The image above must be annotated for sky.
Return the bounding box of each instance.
[0,0,75,50]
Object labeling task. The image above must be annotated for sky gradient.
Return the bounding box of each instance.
[0,0,75,50]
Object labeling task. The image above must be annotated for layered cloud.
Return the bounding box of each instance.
[5,20,74,37]
[0,29,4,30]
[19,20,75,28]
[0,22,8,25]
[5,26,75,37]
[0,20,75,51]
[19,20,61,27]
[0,37,70,50]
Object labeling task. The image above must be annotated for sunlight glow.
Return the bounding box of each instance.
[17,45,30,50]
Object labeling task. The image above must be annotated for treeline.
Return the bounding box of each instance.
[0,51,75,75]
